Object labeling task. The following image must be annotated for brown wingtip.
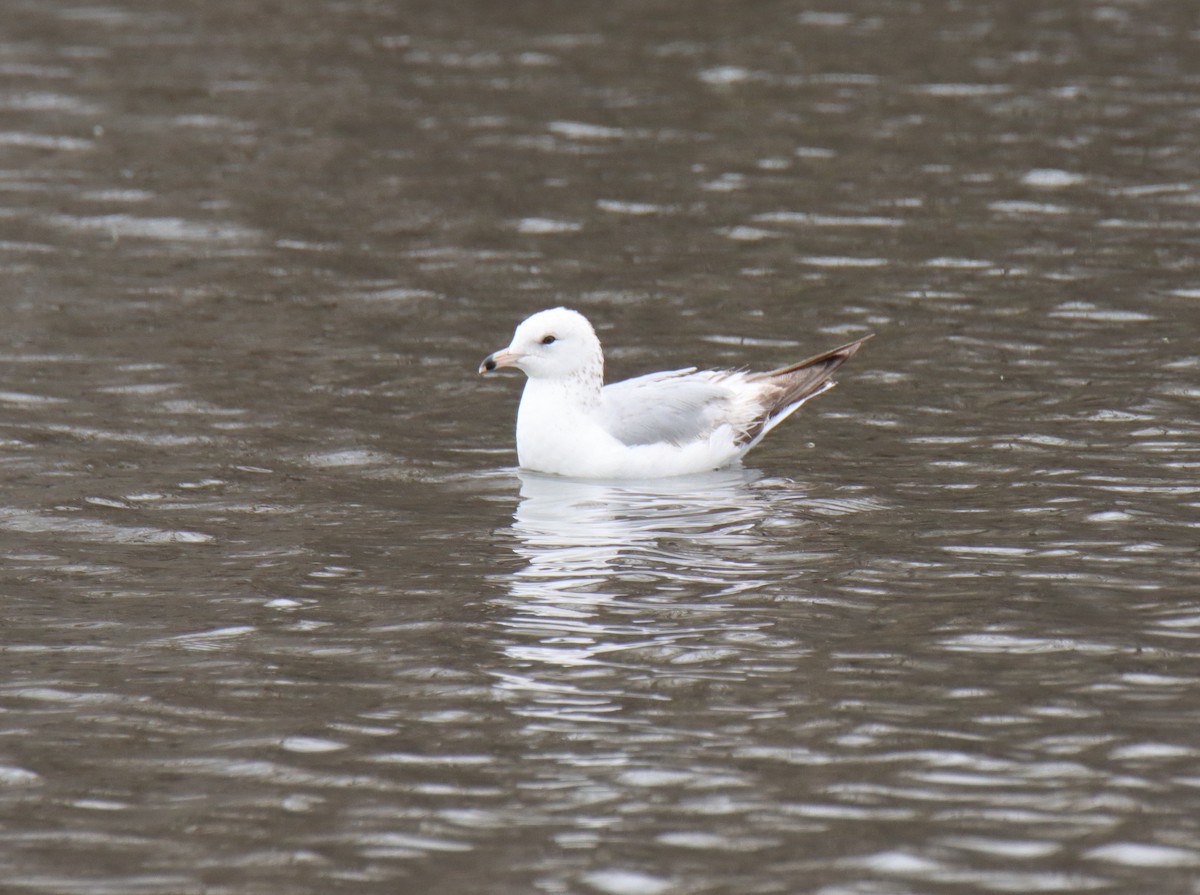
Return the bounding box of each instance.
[735,333,874,446]
[757,333,874,379]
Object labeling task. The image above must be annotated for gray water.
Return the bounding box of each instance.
[2,1,1200,893]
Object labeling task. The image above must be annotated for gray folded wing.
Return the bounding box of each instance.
[599,369,742,447]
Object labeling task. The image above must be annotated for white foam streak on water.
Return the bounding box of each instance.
[47,213,261,243]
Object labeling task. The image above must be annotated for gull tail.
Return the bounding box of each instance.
[736,334,873,446]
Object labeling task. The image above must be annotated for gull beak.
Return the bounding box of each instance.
[479,347,521,374]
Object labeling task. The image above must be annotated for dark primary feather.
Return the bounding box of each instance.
[736,334,873,445]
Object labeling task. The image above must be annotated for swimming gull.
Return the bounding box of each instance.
[479,307,870,478]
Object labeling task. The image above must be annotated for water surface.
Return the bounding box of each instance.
[2,1,1200,893]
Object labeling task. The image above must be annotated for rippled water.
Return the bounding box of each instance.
[2,1,1200,893]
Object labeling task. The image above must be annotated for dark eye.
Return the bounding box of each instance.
[540,334,557,345]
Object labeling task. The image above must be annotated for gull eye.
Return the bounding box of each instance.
[540,334,557,345]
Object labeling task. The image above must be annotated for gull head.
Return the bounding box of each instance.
[479,307,603,384]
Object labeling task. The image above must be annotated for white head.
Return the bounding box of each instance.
[479,307,604,386]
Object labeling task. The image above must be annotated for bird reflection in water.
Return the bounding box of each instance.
[491,468,803,682]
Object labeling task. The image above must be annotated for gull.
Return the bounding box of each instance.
[479,307,870,479]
